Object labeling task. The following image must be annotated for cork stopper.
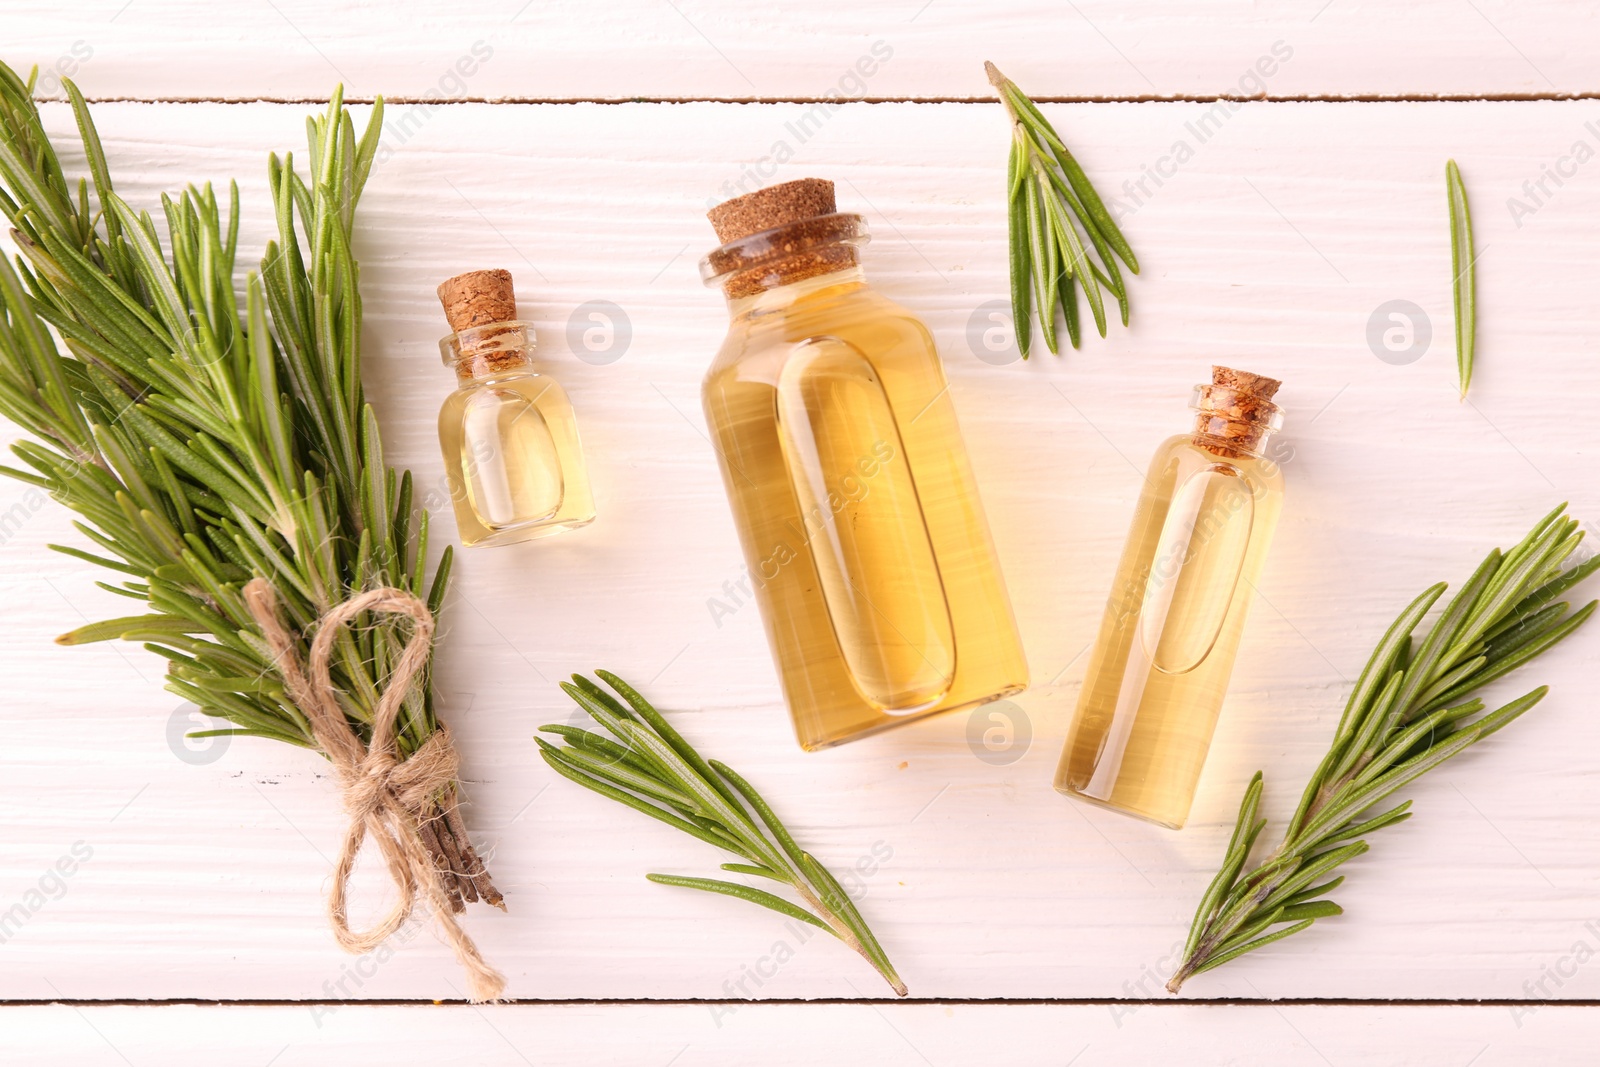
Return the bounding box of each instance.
[708,178,837,243]
[1211,366,1282,402]
[1192,365,1284,458]
[437,269,517,332]
[703,178,864,299]
[436,269,530,379]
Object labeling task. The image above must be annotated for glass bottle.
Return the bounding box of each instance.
[1054,367,1287,829]
[700,178,1028,750]
[435,269,594,548]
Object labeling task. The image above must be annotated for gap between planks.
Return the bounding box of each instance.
[4,998,1599,1008]
[29,92,1600,107]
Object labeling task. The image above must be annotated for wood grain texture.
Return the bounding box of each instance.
[6,1,1600,102]
[7,1002,1599,1065]
[1,97,1597,1010]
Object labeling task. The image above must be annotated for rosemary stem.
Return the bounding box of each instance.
[543,673,908,997]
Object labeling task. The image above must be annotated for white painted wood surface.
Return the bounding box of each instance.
[7,1002,1599,1065]
[3,2,1600,1061]
[9,0,1600,101]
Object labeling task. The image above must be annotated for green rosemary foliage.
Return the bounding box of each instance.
[986,61,1138,357]
[0,64,450,758]
[1169,505,1598,991]
[541,671,908,996]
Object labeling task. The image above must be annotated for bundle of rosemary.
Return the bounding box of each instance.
[0,66,503,998]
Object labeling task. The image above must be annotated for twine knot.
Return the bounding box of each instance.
[243,578,505,1002]
[342,754,396,819]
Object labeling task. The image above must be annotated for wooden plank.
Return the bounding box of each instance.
[7,1,1600,103]
[4,1002,1598,1063]
[0,97,1597,1003]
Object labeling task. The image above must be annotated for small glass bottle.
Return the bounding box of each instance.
[1054,367,1287,829]
[435,269,594,547]
[700,178,1028,750]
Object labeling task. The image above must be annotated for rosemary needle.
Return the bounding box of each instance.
[1446,159,1477,398]
[1168,505,1598,992]
[541,671,908,997]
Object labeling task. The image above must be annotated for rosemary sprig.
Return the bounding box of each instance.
[985,61,1138,357]
[1446,159,1476,398]
[1169,505,1598,992]
[0,65,494,899]
[540,671,908,996]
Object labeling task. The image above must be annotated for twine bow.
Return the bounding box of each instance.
[243,578,505,1002]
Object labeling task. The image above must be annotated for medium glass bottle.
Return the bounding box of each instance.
[1055,367,1287,828]
[435,269,594,547]
[700,178,1028,750]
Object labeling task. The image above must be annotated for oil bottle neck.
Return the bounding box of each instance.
[441,320,536,384]
[724,264,869,318]
[701,212,870,311]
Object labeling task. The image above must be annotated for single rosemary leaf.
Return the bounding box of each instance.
[1006,140,1033,358]
[1023,177,1057,354]
[55,614,211,644]
[1446,159,1476,398]
[644,874,834,932]
[1169,507,1596,993]
[1283,876,1347,908]
[544,673,908,997]
[1059,265,1082,349]
[721,862,786,882]
[1277,900,1344,922]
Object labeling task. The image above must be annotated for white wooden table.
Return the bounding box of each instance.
[5,3,1600,1062]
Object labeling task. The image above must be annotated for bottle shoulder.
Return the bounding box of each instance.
[442,372,567,411]
[1148,433,1287,497]
[704,286,936,391]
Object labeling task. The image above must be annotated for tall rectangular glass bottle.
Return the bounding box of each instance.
[700,178,1028,750]
[1055,367,1287,828]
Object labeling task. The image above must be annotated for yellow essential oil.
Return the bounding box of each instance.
[435,270,594,548]
[700,179,1027,750]
[1055,368,1287,828]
